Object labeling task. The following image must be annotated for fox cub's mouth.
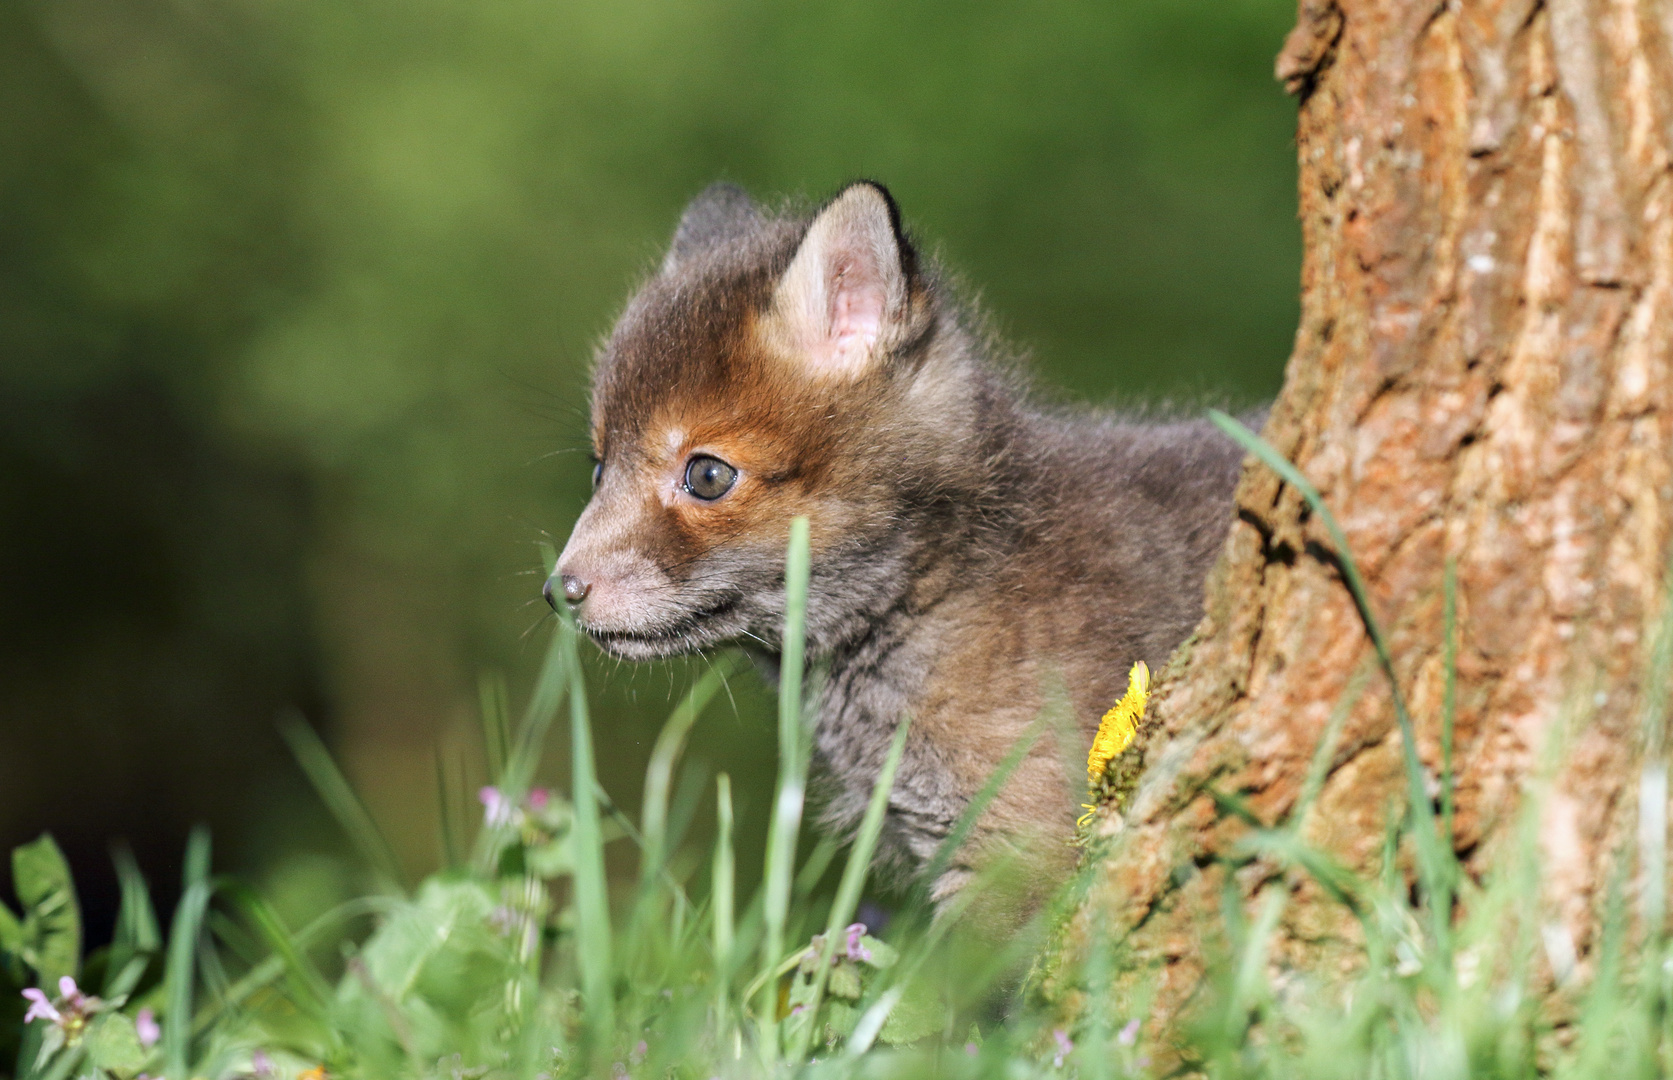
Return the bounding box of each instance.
[577,593,743,660]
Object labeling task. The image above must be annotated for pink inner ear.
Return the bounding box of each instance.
[824,255,885,369]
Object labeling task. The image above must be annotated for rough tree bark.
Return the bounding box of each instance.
[1046,0,1673,1032]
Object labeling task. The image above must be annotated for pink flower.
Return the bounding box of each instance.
[488,905,518,933]
[136,1008,161,1048]
[21,988,60,1025]
[251,1049,274,1077]
[1118,1018,1140,1046]
[844,923,872,963]
[479,787,514,826]
[629,1040,647,1064]
[527,789,551,812]
[21,978,102,1039]
[1052,1028,1073,1068]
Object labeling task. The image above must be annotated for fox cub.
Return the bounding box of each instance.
[551,181,1247,924]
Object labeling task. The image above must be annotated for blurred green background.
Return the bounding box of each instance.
[0,0,1298,935]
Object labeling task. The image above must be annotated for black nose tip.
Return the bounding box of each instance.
[545,573,589,611]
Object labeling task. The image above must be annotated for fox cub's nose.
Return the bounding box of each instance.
[543,573,590,611]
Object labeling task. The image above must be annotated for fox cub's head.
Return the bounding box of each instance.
[551,181,986,660]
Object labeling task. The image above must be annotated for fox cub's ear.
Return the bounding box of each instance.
[663,183,762,273]
[766,182,919,382]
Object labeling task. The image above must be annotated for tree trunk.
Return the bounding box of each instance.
[1046,0,1673,1031]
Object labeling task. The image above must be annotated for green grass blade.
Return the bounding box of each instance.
[277,712,405,894]
[922,715,1046,891]
[1442,557,1458,846]
[30,1046,83,1080]
[499,626,570,802]
[641,654,743,891]
[479,671,512,782]
[1225,887,1285,1043]
[792,835,840,902]
[1637,555,1673,942]
[1209,409,1453,954]
[1293,659,1373,828]
[434,751,460,870]
[758,515,812,1061]
[104,844,160,1001]
[659,758,711,885]
[163,828,211,1080]
[846,984,905,1057]
[843,873,986,1060]
[110,845,161,954]
[187,895,391,1039]
[1077,931,1116,1080]
[559,609,615,1053]
[714,773,735,1017]
[221,883,332,1014]
[790,713,911,1060]
[1641,554,1673,757]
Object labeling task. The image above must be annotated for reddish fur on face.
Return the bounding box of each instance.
[556,182,1252,933]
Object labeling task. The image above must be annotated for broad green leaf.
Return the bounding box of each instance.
[13,834,81,985]
[85,1013,145,1075]
[0,900,21,956]
[336,878,517,1063]
[523,837,573,880]
[878,976,944,1047]
[827,961,862,1000]
[353,878,512,1007]
[824,1000,859,1042]
[857,935,897,969]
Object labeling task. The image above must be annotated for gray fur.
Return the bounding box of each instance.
[561,182,1255,922]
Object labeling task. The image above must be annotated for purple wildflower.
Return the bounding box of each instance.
[844,923,871,963]
[21,989,59,1025]
[1118,1018,1141,1046]
[251,1049,274,1077]
[21,978,102,1041]
[1052,1028,1074,1068]
[629,1040,647,1065]
[480,786,514,826]
[136,1007,161,1048]
[527,788,551,812]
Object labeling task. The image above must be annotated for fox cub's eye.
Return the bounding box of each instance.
[591,461,603,490]
[684,455,737,501]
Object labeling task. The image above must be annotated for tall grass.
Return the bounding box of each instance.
[3,449,1672,1079]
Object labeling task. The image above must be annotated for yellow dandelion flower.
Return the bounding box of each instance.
[1086,661,1150,786]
